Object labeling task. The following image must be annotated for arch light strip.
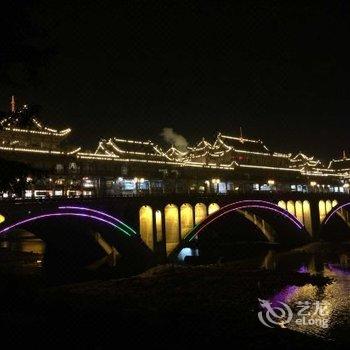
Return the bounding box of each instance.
[216,199,303,228]
[58,206,137,235]
[188,204,303,242]
[0,212,132,237]
[324,203,350,224]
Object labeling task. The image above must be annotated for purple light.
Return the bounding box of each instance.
[219,199,284,212]
[219,199,303,228]
[189,202,303,241]
[297,265,309,274]
[327,263,350,276]
[269,285,299,308]
[324,202,349,224]
[58,206,136,234]
[0,212,131,236]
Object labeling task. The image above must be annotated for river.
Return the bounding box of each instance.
[2,232,350,344]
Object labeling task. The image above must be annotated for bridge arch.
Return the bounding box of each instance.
[180,203,194,239]
[236,209,276,242]
[277,200,287,210]
[155,210,163,243]
[319,201,350,241]
[322,202,350,225]
[318,199,338,223]
[0,211,134,237]
[0,206,152,268]
[287,200,296,216]
[194,203,207,224]
[302,200,312,234]
[295,201,303,225]
[170,200,310,259]
[278,200,313,234]
[164,204,180,253]
[208,203,220,215]
[139,205,153,250]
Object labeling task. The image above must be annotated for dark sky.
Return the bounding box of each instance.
[0,0,349,159]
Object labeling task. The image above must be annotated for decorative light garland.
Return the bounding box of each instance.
[2,127,71,137]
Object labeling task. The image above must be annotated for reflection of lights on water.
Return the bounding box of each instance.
[269,282,334,337]
[269,285,300,307]
[178,248,199,261]
[0,241,9,248]
[1,239,45,254]
[297,265,308,274]
[327,263,350,276]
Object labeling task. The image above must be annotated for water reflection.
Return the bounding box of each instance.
[0,238,45,254]
[264,245,350,342]
[4,230,350,342]
[1,229,45,254]
[179,240,350,342]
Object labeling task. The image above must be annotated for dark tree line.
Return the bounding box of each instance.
[0,157,40,197]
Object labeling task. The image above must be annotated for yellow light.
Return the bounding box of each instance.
[0,214,5,224]
[343,183,350,188]
[310,181,317,187]
[267,179,275,186]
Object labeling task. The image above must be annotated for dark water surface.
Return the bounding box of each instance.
[2,232,350,344]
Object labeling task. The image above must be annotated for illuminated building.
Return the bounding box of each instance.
[0,99,348,198]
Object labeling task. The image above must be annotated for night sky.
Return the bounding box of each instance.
[0,1,349,159]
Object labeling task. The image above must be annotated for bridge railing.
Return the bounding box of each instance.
[1,189,350,204]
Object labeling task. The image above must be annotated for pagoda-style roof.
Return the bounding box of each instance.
[216,133,270,153]
[290,152,323,169]
[186,138,225,160]
[159,132,293,169]
[164,146,188,161]
[328,157,350,171]
[93,137,166,161]
[0,104,71,137]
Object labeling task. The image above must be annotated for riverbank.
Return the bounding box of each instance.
[1,255,334,348]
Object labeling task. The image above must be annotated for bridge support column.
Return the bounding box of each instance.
[89,232,120,269]
[152,209,167,263]
[310,200,321,240]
